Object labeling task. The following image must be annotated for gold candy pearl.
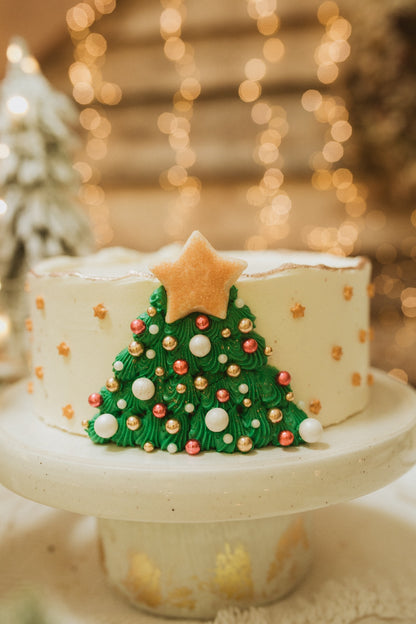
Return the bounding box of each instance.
[286,392,294,402]
[155,366,165,377]
[176,383,186,394]
[126,416,141,431]
[194,376,208,390]
[143,442,154,452]
[106,377,119,392]
[147,306,157,317]
[227,364,241,378]
[238,318,253,333]
[128,341,144,357]
[221,328,231,338]
[165,418,181,434]
[81,419,89,429]
[268,408,283,423]
[243,398,252,407]
[237,436,253,453]
[264,346,273,356]
[162,336,178,351]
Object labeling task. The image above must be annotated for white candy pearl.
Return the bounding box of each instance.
[185,403,195,413]
[114,361,124,371]
[223,433,233,444]
[299,418,323,443]
[238,383,249,394]
[218,353,228,364]
[132,377,155,401]
[117,399,127,409]
[251,419,261,429]
[205,407,229,432]
[235,298,245,308]
[189,334,211,358]
[94,413,118,438]
[146,349,156,359]
[149,324,159,335]
[167,443,178,454]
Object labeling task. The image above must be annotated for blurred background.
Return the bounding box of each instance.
[0,0,415,385]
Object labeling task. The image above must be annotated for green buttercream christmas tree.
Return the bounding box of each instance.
[86,232,322,454]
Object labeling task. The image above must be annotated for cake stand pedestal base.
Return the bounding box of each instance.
[0,370,416,620]
[98,513,312,619]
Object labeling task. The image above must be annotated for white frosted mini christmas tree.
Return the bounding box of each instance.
[0,37,92,281]
[0,37,92,376]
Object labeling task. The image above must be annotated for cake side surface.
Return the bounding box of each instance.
[28,246,371,435]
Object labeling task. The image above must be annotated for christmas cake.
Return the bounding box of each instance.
[27,231,372,454]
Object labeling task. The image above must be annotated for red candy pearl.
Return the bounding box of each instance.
[152,403,167,418]
[195,315,210,331]
[242,338,258,353]
[277,370,291,386]
[88,392,103,408]
[130,319,145,335]
[216,389,230,403]
[173,359,189,375]
[279,430,294,446]
[185,439,201,455]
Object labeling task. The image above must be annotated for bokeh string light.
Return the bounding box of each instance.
[301,0,367,257]
[158,0,202,240]
[239,0,290,251]
[303,1,415,383]
[66,0,122,246]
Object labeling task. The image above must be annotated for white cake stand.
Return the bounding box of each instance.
[0,369,415,619]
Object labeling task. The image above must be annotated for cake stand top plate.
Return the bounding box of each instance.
[0,369,415,523]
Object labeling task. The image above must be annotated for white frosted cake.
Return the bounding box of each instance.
[27,233,372,452]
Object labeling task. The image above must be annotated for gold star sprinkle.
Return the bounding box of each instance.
[290,302,305,319]
[25,318,33,332]
[358,329,367,343]
[331,345,343,361]
[367,283,375,298]
[309,399,322,415]
[57,342,70,357]
[35,295,45,310]
[62,404,74,419]
[352,372,361,386]
[27,382,34,394]
[93,303,108,319]
[151,231,247,323]
[35,366,44,379]
[343,286,353,301]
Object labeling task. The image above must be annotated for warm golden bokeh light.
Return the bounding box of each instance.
[317,1,339,25]
[257,13,279,36]
[251,101,272,125]
[6,42,23,63]
[244,58,267,81]
[238,80,262,103]
[301,89,323,112]
[263,38,285,63]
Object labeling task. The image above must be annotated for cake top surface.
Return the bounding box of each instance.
[30,243,368,281]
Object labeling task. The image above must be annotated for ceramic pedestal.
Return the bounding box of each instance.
[99,514,312,619]
[0,370,415,619]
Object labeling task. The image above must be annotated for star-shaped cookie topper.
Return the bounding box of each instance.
[151,231,247,323]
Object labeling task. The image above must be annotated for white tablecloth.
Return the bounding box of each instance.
[1,468,416,624]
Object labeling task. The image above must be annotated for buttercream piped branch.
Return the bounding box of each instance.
[85,232,322,454]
